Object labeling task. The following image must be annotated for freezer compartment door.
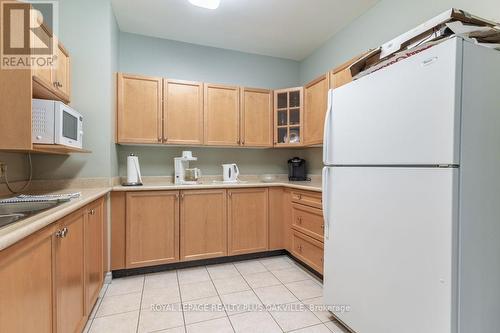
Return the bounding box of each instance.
[324,37,462,166]
[323,167,458,333]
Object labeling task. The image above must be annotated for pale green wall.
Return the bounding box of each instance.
[300,0,500,83]
[119,32,300,89]
[1,0,120,183]
[117,146,323,177]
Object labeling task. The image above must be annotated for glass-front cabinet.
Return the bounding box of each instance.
[274,87,304,147]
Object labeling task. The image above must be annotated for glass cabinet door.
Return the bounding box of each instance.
[274,88,303,145]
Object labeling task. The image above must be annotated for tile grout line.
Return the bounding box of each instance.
[134,275,146,333]
[176,269,188,331]
[262,258,326,332]
[206,264,237,333]
[87,281,111,331]
[233,260,285,333]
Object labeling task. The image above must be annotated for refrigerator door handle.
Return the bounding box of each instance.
[322,167,330,240]
[323,89,333,164]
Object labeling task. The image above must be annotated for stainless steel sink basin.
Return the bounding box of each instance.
[0,200,67,229]
[0,214,26,228]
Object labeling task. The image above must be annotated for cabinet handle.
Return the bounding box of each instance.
[297,217,302,224]
[237,139,240,145]
[321,224,324,229]
[56,227,69,238]
[175,193,179,200]
[297,244,303,252]
[228,192,232,198]
[298,194,302,200]
[180,193,184,200]
[89,209,96,215]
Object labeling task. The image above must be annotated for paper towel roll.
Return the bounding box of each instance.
[127,155,142,184]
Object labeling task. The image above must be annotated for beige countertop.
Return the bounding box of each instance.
[0,187,110,251]
[0,177,321,252]
[112,179,322,193]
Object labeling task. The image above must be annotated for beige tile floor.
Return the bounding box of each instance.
[83,256,349,333]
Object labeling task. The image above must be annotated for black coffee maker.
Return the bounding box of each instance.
[288,157,309,181]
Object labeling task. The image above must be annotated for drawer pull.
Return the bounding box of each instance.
[297,244,303,252]
[297,217,302,224]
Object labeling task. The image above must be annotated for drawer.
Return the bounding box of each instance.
[291,204,324,242]
[291,231,324,274]
[291,190,322,209]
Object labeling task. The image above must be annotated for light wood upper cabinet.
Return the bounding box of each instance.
[126,191,179,268]
[180,189,227,261]
[164,79,204,145]
[240,87,273,147]
[117,73,163,143]
[274,87,304,147]
[228,188,269,255]
[53,43,71,100]
[85,198,104,315]
[0,225,54,333]
[31,22,53,87]
[204,83,240,146]
[55,210,86,333]
[304,74,329,145]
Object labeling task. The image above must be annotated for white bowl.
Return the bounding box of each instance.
[260,174,276,183]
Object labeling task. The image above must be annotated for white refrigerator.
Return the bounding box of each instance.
[322,37,500,333]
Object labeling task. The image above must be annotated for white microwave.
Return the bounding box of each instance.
[32,99,83,149]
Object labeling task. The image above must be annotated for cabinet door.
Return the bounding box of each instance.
[274,87,304,147]
[164,79,204,145]
[31,22,53,87]
[241,87,273,147]
[228,188,269,255]
[204,83,240,146]
[126,191,179,268]
[180,189,227,261]
[55,210,86,333]
[0,226,54,333]
[85,198,104,315]
[304,74,329,145]
[117,73,163,143]
[268,187,285,250]
[54,43,71,100]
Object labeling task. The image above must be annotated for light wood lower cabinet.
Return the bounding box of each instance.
[180,189,227,261]
[0,225,54,333]
[126,191,180,268]
[0,197,106,332]
[291,231,324,274]
[85,198,104,315]
[228,188,269,255]
[55,210,86,333]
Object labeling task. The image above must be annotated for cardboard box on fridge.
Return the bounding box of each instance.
[332,8,499,88]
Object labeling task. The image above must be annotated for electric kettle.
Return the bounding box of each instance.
[222,163,239,183]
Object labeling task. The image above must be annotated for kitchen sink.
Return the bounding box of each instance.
[0,200,67,229]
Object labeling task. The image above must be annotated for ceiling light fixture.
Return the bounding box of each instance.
[188,0,220,10]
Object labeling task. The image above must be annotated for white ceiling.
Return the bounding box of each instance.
[111,0,378,61]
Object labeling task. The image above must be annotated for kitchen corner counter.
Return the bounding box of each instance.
[112,180,322,193]
[0,187,110,251]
